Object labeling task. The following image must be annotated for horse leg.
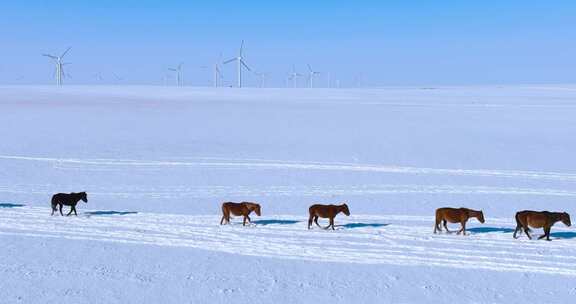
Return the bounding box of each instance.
[220,215,230,225]
[66,206,74,216]
[539,226,552,241]
[308,215,313,229]
[443,220,451,233]
[323,217,332,230]
[59,204,64,216]
[330,217,335,230]
[524,226,532,240]
[73,205,78,216]
[246,215,251,225]
[458,221,467,236]
[314,216,322,228]
[434,218,441,234]
[513,225,521,239]
[51,204,56,216]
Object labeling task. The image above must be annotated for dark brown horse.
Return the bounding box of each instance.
[220,202,261,226]
[308,203,350,230]
[51,192,88,216]
[434,207,485,235]
[513,210,571,241]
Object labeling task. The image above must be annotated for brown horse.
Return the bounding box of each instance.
[434,207,485,235]
[308,203,350,230]
[220,202,261,226]
[513,210,571,241]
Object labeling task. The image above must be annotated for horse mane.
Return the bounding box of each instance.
[550,212,565,220]
[464,208,480,216]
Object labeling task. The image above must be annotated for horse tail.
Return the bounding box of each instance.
[514,211,530,231]
[51,194,58,206]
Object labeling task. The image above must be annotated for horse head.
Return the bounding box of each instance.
[476,210,485,223]
[340,203,350,216]
[80,192,88,203]
[561,212,571,227]
[246,203,261,216]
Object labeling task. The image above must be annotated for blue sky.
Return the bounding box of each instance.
[1,1,575,86]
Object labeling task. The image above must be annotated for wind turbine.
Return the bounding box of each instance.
[254,71,268,88]
[42,47,71,86]
[168,63,184,86]
[93,72,104,83]
[307,64,320,88]
[288,65,303,88]
[112,73,123,85]
[212,53,224,88]
[213,64,224,87]
[224,40,251,88]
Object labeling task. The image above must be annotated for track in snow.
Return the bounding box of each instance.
[1,205,575,277]
[1,183,576,199]
[2,154,576,182]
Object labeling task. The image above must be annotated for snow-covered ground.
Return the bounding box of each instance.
[1,85,575,303]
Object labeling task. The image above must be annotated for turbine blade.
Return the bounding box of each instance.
[43,54,57,59]
[61,47,72,58]
[241,60,251,71]
[223,58,236,64]
[240,40,244,56]
[307,64,312,72]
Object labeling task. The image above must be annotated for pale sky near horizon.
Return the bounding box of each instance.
[1,1,575,87]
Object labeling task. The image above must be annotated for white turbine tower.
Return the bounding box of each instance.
[112,73,123,85]
[254,71,268,88]
[288,65,303,88]
[213,54,224,88]
[42,47,71,86]
[307,64,320,88]
[93,72,104,83]
[224,40,251,88]
[168,63,184,86]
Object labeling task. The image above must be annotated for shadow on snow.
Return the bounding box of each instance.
[252,219,300,226]
[0,203,25,208]
[550,232,576,239]
[467,227,515,234]
[338,222,389,229]
[85,210,138,216]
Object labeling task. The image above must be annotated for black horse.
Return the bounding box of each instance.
[51,192,88,216]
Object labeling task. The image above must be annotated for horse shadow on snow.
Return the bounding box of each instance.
[0,203,25,208]
[338,222,389,229]
[85,210,138,216]
[550,232,576,239]
[251,219,300,226]
[467,227,576,239]
[467,227,515,234]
